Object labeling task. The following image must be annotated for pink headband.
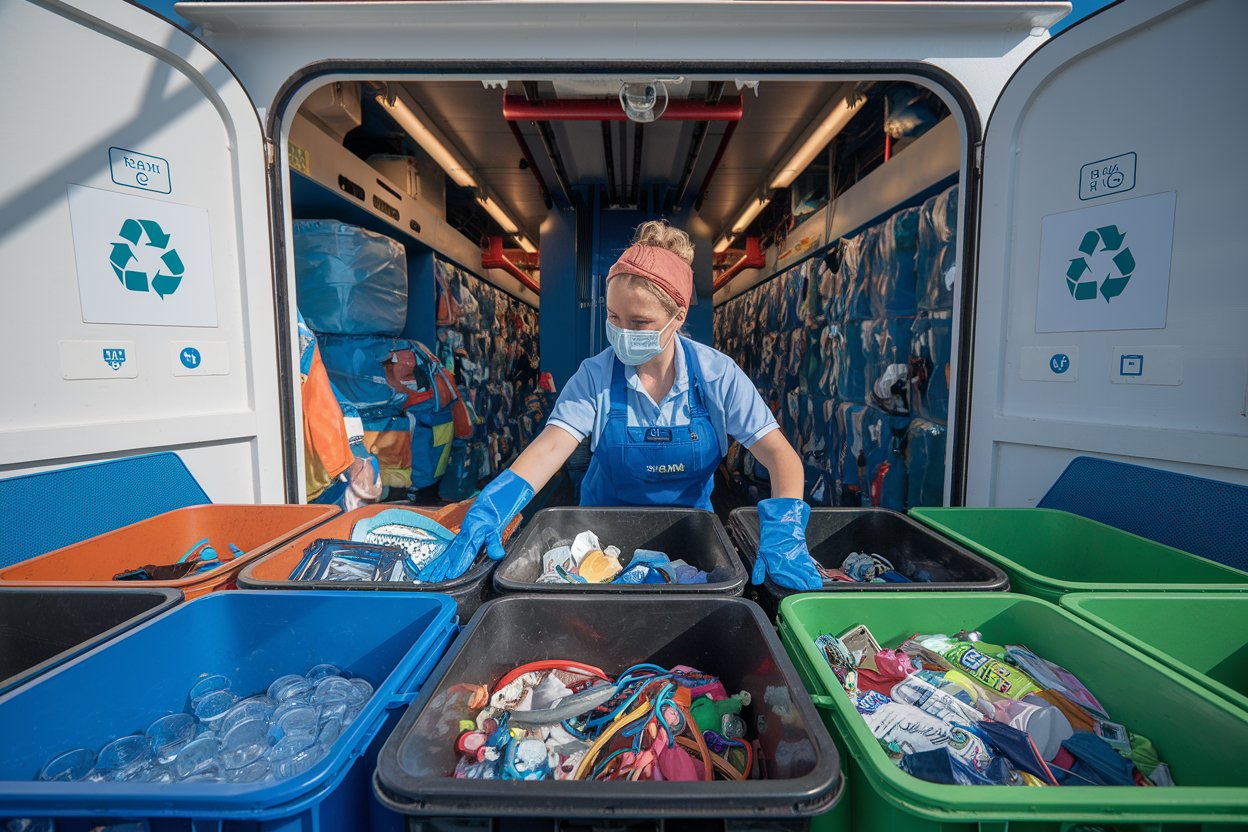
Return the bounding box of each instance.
[606,244,694,310]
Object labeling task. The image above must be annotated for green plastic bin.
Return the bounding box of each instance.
[776,591,1248,831]
[1061,592,1248,716]
[909,507,1248,603]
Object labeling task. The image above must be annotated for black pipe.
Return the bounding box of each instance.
[507,120,552,210]
[522,81,575,207]
[602,122,618,207]
[631,122,645,207]
[693,119,738,213]
[673,82,724,209]
[673,121,709,210]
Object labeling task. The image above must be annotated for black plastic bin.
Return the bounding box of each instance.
[374,595,843,828]
[0,587,182,695]
[494,507,747,595]
[729,507,1010,619]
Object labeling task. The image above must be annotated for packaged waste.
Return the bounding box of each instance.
[814,623,1171,787]
[449,659,757,782]
[286,508,455,583]
[292,219,407,336]
[36,664,374,785]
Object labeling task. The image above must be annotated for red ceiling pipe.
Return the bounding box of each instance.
[713,237,764,291]
[483,237,541,295]
[502,96,744,122]
[502,249,540,269]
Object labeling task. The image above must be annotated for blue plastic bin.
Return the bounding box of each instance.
[0,591,458,831]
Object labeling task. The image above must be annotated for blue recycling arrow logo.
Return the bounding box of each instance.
[1066,224,1135,303]
[109,218,185,299]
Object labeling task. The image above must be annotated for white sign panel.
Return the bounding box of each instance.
[109,146,172,194]
[59,340,139,379]
[67,184,218,327]
[1020,346,1079,382]
[1079,152,1136,201]
[1036,191,1176,333]
[170,341,230,377]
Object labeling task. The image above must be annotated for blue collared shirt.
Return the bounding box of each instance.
[548,337,779,455]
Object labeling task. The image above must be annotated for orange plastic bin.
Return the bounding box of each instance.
[0,504,338,599]
[238,501,520,619]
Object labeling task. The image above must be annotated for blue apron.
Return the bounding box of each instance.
[580,338,722,511]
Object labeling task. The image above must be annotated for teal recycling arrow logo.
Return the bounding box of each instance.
[1066,224,1135,303]
[109,218,185,299]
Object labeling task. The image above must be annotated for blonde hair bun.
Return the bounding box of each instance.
[633,220,695,265]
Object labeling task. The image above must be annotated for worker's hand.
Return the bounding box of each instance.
[418,470,535,583]
[751,498,822,591]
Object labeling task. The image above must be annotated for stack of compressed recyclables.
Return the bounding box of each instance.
[728,507,1008,619]
[0,504,339,600]
[434,257,544,482]
[0,591,458,832]
[293,220,408,337]
[776,592,1248,831]
[293,221,421,491]
[712,188,960,514]
[0,587,181,696]
[372,596,844,827]
[493,507,748,595]
[909,507,1248,603]
[238,500,521,620]
[1060,592,1248,715]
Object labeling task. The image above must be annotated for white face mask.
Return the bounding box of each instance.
[605,315,678,366]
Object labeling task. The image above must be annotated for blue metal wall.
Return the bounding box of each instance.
[538,186,714,388]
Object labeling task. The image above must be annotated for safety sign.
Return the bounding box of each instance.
[1035,191,1176,333]
[68,184,218,327]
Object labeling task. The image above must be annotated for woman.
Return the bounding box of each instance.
[421,221,822,591]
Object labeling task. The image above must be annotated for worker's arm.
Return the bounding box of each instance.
[747,429,806,500]
[509,424,583,493]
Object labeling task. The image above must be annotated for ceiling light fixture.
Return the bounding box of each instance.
[516,236,538,254]
[713,235,735,254]
[730,196,771,236]
[769,94,865,190]
[476,196,520,235]
[375,88,477,189]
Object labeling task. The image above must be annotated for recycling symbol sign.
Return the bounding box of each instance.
[109,218,185,299]
[1066,224,1135,303]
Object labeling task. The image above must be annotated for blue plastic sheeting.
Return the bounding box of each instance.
[906,418,948,508]
[0,453,211,569]
[835,402,869,507]
[293,220,408,336]
[862,407,910,511]
[870,206,920,318]
[434,258,543,482]
[0,591,458,829]
[813,258,845,326]
[909,311,953,424]
[317,334,413,418]
[864,316,916,411]
[841,231,874,321]
[833,319,869,403]
[1039,457,1248,572]
[918,184,959,310]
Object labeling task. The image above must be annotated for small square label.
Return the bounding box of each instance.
[1020,346,1078,382]
[109,147,172,194]
[1119,354,1144,376]
[1080,152,1136,201]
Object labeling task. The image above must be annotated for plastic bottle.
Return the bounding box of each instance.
[921,637,1041,699]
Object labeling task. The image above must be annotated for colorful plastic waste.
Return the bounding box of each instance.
[816,624,1171,788]
[449,661,757,782]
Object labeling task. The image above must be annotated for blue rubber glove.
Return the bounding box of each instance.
[418,470,534,583]
[750,498,822,591]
